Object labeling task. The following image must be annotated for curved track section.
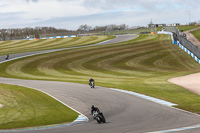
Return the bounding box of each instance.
[0,34,200,133]
[0,34,137,63]
[0,78,200,133]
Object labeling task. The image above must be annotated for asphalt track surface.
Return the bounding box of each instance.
[0,34,137,62]
[1,34,200,133]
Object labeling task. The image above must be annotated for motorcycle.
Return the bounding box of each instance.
[92,111,106,123]
[90,81,94,88]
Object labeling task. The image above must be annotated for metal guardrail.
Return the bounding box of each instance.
[179,36,200,58]
[165,27,200,59]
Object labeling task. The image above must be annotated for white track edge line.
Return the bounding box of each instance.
[0,83,88,132]
[109,88,177,107]
[110,88,200,133]
[146,124,200,133]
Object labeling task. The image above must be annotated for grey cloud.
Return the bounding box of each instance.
[81,0,200,11]
[26,0,39,3]
[0,0,200,29]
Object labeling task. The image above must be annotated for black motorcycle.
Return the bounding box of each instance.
[90,81,94,88]
[92,111,106,123]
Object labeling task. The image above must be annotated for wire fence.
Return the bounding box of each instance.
[0,27,157,41]
[165,27,200,59]
[0,36,27,41]
[98,28,157,35]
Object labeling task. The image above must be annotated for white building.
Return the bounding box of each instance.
[167,23,180,26]
[147,19,166,28]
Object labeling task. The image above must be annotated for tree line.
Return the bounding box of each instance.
[0,27,70,41]
[77,24,128,32]
[0,24,129,41]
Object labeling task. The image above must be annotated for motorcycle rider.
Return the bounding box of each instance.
[91,105,100,115]
[90,105,106,123]
[89,78,94,86]
[5,55,9,60]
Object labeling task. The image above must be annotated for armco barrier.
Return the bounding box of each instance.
[177,41,200,64]
[25,35,76,40]
[158,31,200,64]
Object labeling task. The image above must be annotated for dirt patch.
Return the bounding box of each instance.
[168,73,200,95]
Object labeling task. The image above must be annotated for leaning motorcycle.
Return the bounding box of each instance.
[92,111,106,123]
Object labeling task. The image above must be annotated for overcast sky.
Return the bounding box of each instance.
[0,0,199,30]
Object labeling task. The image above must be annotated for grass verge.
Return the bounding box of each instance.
[1,34,200,115]
[177,25,200,32]
[0,35,115,55]
[190,29,200,42]
[0,83,78,129]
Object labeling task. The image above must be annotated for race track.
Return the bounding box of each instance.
[0,34,136,62]
[1,34,200,133]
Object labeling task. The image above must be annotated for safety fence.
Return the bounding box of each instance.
[158,28,200,64]
[25,35,76,40]
[1,27,157,41]
[102,28,157,35]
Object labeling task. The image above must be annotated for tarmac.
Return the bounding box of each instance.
[1,34,200,133]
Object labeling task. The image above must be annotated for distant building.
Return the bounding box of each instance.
[129,26,140,30]
[147,23,166,28]
[167,23,180,26]
[157,24,166,27]
[147,19,166,28]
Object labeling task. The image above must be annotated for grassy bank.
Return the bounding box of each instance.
[0,35,117,129]
[0,35,115,55]
[1,34,200,114]
[190,29,200,42]
[0,83,78,129]
[177,25,200,32]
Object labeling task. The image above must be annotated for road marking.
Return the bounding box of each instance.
[0,83,88,132]
[147,124,200,133]
[0,55,89,132]
[110,88,177,107]
[0,35,140,132]
[0,115,87,132]
[0,35,139,131]
[110,88,200,133]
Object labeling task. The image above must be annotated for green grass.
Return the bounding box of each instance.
[0,36,118,129]
[102,25,200,35]
[103,28,157,35]
[1,34,200,114]
[0,83,78,129]
[0,35,115,55]
[190,29,200,42]
[177,25,200,32]
[0,35,117,129]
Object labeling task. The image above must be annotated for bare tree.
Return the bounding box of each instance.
[93,26,107,31]
[77,24,92,32]
[0,26,71,41]
[119,24,128,30]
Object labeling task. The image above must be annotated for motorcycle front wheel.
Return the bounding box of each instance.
[96,117,101,123]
